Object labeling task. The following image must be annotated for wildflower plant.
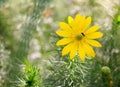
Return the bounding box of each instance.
[44,56,92,87]
[17,59,42,87]
[44,14,103,87]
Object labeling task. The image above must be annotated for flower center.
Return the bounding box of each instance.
[76,33,85,40]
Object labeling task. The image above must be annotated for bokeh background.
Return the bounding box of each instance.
[0,0,120,87]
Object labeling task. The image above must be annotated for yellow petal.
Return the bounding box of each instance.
[56,30,71,37]
[56,38,73,46]
[75,14,82,22]
[78,43,85,61]
[59,22,71,30]
[82,41,95,58]
[81,16,91,31]
[74,15,86,34]
[68,16,74,24]
[70,49,76,60]
[75,14,85,26]
[86,39,102,47]
[85,25,100,34]
[62,43,72,56]
[69,41,78,60]
[86,32,103,39]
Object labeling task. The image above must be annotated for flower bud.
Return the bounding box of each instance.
[101,66,111,75]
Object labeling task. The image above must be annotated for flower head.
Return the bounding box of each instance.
[56,14,103,61]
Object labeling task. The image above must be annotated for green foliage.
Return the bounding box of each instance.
[4,0,50,86]
[44,56,92,87]
[0,11,14,50]
[0,0,6,7]
[101,66,113,87]
[0,43,10,87]
[17,59,42,87]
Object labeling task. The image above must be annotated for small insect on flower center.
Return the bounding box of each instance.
[76,33,85,40]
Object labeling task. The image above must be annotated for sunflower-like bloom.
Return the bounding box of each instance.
[56,14,103,61]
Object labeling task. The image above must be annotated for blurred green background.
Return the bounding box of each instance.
[0,0,120,87]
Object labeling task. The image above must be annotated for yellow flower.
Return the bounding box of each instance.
[56,14,103,61]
